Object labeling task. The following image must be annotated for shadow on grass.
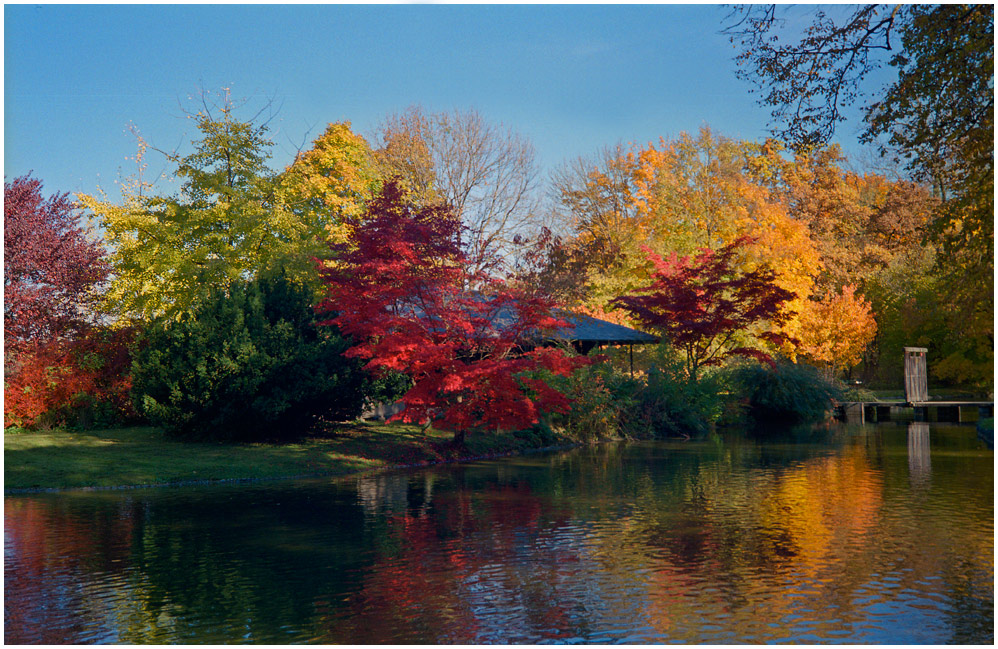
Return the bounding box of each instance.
[5,421,558,491]
[5,423,474,490]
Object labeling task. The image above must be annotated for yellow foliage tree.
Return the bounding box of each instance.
[79,102,377,323]
[280,121,380,246]
[621,127,823,353]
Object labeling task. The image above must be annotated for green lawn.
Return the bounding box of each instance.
[4,422,553,491]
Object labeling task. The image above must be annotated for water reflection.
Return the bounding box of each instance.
[908,422,932,487]
[5,423,993,644]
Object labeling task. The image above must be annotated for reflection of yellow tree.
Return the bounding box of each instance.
[740,444,885,635]
[591,443,887,640]
[758,446,882,568]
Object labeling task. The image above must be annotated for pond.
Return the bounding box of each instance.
[4,422,993,644]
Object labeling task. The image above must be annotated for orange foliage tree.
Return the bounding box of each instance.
[796,285,878,377]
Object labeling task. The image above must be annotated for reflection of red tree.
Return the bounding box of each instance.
[313,509,478,643]
[482,481,543,529]
[314,478,585,643]
[4,498,137,643]
[641,514,726,635]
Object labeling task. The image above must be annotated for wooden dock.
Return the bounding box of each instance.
[837,400,994,424]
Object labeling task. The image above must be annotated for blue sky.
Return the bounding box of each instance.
[5,4,884,203]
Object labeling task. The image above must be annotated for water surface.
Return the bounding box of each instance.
[5,422,993,643]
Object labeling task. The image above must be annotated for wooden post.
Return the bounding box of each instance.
[904,347,928,404]
[843,402,865,424]
[629,344,634,377]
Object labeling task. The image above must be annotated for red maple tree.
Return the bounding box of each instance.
[4,174,109,355]
[316,180,588,443]
[611,237,796,381]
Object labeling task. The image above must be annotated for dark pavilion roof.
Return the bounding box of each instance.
[483,300,659,346]
[406,292,659,346]
[550,310,659,345]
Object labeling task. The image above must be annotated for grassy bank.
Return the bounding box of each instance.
[4,423,563,492]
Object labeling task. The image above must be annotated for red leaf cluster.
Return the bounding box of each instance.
[316,180,588,437]
[611,236,796,379]
[4,329,136,429]
[4,175,109,355]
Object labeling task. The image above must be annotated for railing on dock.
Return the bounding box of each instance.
[836,400,994,424]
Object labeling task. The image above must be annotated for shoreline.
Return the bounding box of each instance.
[3,442,583,496]
[3,423,590,495]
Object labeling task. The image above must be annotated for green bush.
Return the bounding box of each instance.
[540,344,732,442]
[630,345,728,438]
[131,273,368,442]
[838,382,877,402]
[527,355,643,443]
[515,418,561,447]
[563,360,643,442]
[731,360,842,425]
[364,370,413,411]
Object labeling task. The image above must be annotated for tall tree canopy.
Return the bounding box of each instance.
[544,128,823,354]
[79,96,375,322]
[725,5,993,381]
[796,284,878,378]
[372,106,541,276]
[538,128,955,379]
[724,5,993,159]
[4,174,109,353]
[280,121,380,245]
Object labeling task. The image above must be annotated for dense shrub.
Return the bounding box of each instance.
[530,344,738,442]
[131,273,367,442]
[4,328,136,430]
[630,346,729,438]
[363,370,413,412]
[541,358,643,443]
[5,342,76,429]
[731,360,842,425]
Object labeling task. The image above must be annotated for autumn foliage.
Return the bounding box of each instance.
[4,174,109,354]
[4,175,130,430]
[317,180,589,441]
[797,285,878,376]
[4,329,136,429]
[611,237,796,381]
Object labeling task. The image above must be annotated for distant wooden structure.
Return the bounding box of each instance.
[548,311,659,376]
[473,298,659,373]
[837,345,993,424]
[904,347,929,404]
[907,422,932,486]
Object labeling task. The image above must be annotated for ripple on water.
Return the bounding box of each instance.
[3,427,993,644]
